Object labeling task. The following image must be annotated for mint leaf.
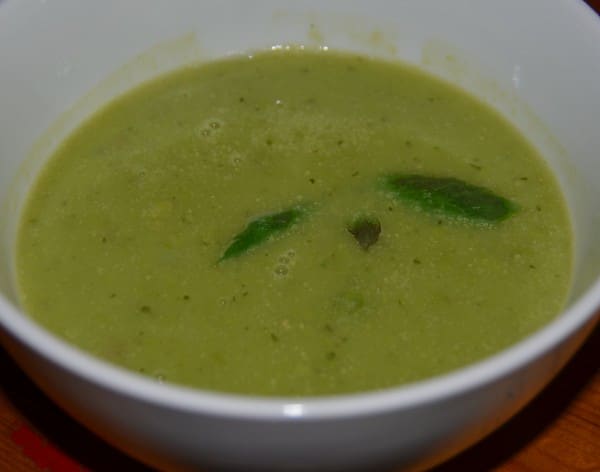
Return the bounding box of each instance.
[383,174,517,223]
[220,205,309,261]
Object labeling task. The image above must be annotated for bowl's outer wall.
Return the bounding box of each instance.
[1,0,600,470]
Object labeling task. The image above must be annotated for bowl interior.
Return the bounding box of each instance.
[1,0,600,388]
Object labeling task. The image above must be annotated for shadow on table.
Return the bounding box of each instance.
[0,323,598,472]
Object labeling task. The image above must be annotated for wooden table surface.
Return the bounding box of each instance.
[2,1,600,471]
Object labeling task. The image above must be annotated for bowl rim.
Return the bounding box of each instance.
[0,0,600,422]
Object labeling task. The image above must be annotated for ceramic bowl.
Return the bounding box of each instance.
[1,1,599,470]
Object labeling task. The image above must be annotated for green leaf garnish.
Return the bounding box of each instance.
[347,216,381,250]
[220,205,309,261]
[382,174,517,223]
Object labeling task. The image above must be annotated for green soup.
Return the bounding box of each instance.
[16,50,572,396]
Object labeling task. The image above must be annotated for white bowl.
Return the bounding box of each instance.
[1,1,599,470]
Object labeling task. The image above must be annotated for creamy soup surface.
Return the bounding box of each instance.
[17,50,572,396]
